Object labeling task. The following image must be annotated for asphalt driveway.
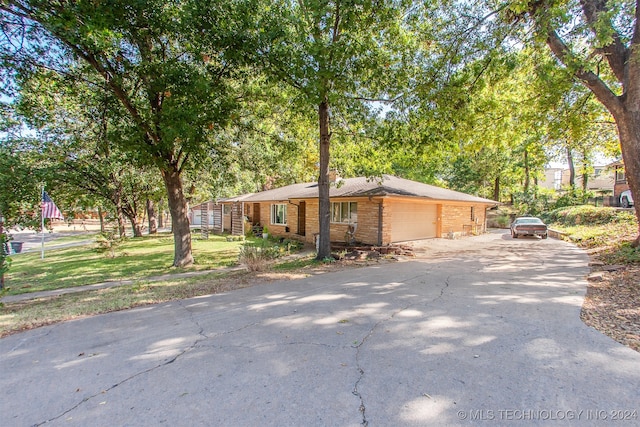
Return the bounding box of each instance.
[2,230,639,426]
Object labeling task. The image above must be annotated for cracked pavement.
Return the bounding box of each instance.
[2,230,640,426]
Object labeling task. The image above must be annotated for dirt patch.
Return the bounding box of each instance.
[582,261,640,352]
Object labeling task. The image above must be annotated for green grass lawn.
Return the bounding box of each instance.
[42,232,99,246]
[546,205,640,264]
[5,233,248,295]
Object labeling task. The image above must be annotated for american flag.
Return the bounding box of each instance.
[42,191,64,220]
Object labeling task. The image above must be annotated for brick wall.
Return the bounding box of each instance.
[441,204,487,235]
[256,198,385,245]
[247,201,300,239]
[254,198,490,244]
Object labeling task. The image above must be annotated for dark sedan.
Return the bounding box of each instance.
[510,216,548,239]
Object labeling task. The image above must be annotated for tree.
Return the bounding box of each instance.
[508,0,640,244]
[219,0,409,259]
[12,64,167,238]
[1,0,241,266]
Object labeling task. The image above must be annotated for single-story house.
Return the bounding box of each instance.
[191,175,498,245]
[190,193,254,234]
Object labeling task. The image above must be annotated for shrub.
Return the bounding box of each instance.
[239,241,277,272]
[0,232,11,286]
[551,188,593,210]
[495,214,511,228]
[512,188,554,217]
[238,239,304,271]
[542,205,633,227]
[95,230,121,258]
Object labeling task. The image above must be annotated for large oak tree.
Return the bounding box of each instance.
[1,0,240,266]
[220,0,410,259]
[508,0,640,243]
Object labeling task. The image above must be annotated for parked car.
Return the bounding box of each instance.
[511,216,548,239]
[620,190,634,208]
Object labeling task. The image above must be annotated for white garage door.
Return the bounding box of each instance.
[391,202,437,242]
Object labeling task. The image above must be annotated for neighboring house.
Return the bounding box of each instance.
[610,160,629,204]
[190,193,255,235]
[192,175,498,245]
[540,167,567,191]
[539,165,614,194]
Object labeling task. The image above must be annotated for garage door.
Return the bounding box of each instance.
[391,202,437,242]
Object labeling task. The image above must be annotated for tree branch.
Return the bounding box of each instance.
[546,29,623,116]
[579,0,628,82]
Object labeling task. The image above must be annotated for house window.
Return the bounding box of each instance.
[616,168,626,183]
[470,207,475,222]
[553,170,562,190]
[331,202,357,224]
[223,204,231,215]
[270,204,287,225]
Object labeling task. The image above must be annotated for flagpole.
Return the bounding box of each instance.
[41,185,45,259]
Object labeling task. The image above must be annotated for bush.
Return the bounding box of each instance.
[95,230,122,258]
[238,239,304,272]
[239,240,278,272]
[495,213,511,228]
[542,205,634,227]
[512,188,554,217]
[0,232,11,285]
[551,188,593,210]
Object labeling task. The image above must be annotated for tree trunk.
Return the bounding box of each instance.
[161,167,194,267]
[493,176,500,201]
[127,214,144,237]
[116,207,126,238]
[523,148,530,193]
[98,206,105,233]
[317,99,331,260]
[112,181,127,238]
[581,153,589,192]
[615,112,640,246]
[158,199,164,228]
[567,147,575,189]
[113,192,127,238]
[147,199,158,234]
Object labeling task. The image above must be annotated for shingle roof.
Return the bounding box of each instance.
[240,175,497,205]
[217,193,256,203]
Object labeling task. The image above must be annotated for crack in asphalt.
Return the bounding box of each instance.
[351,270,450,426]
[35,260,453,426]
[438,275,451,301]
[7,328,52,353]
[34,301,226,426]
[35,348,189,426]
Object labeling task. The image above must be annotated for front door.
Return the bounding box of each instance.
[253,203,261,225]
[298,201,306,236]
